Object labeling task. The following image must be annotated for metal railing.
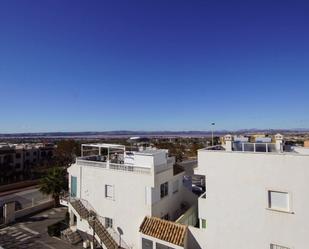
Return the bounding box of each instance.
[109,163,151,174]
[232,142,278,153]
[76,157,151,174]
[70,197,130,249]
[76,158,107,168]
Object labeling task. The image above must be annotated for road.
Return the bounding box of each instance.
[178,159,197,176]
[0,207,82,249]
[0,187,50,210]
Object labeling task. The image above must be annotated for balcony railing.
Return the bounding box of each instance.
[76,157,151,174]
[76,158,107,168]
[232,142,278,153]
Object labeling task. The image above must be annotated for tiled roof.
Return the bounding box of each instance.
[139,216,187,246]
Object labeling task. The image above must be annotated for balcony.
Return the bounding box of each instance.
[76,156,152,174]
[232,142,278,153]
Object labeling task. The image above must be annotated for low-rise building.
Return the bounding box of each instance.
[67,143,197,249]
[0,143,55,183]
[193,134,309,249]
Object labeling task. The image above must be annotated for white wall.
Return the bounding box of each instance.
[151,169,187,220]
[69,163,154,248]
[197,150,309,249]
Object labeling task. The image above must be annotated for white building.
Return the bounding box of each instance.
[194,134,309,249]
[67,143,197,249]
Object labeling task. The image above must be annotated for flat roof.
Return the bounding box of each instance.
[81,143,125,149]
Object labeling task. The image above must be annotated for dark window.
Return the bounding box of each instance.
[156,243,175,249]
[142,238,153,249]
[160,182,169,198]
[15,153,21,159]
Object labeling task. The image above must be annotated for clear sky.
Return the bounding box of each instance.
[0,0,309,133]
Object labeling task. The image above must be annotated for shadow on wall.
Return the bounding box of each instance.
[186,227,202,249]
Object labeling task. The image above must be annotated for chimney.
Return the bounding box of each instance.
[224,134,233,151]
[275,133,283,152]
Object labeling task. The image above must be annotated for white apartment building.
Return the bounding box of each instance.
[67,143,197,249]
[194,134,309,249]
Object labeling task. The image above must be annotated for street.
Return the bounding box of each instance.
[0,187,50,210]
[0,207,82,249]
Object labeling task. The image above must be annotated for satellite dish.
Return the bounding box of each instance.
[117,227,123,235]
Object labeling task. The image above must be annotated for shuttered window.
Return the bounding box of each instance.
[268,191,290,211]
[105,185,114,199]
[270,243,290,249]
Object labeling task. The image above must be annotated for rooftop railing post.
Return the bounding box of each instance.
[266,143,269,152]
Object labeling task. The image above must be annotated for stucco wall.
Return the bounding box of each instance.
[197,150,309,249]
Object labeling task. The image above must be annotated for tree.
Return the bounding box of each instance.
[54,140,81,167]
[39,167,67,207]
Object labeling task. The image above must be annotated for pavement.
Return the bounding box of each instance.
[0,207,82,249]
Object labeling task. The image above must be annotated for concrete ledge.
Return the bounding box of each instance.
[15,200,55,219]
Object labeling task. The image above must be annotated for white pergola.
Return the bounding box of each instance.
[81,143,126,161]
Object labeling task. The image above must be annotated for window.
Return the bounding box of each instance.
[142,238,153,249]
[156,242,175,249]
[160,182,168,198]
[172,180,179,194]
[201,219,206,229]
[15,153,21,159]
[105,217,113,228]
[105,185,114,199]
[270,244,290,249]
[268,190,290,212]
[71,176,77,197]
[15,163,21,169]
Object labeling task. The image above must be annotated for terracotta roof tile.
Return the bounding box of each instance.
[139,216,187,246]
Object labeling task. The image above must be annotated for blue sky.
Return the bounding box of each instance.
[0,0,309,133]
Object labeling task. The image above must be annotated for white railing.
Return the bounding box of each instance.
[109,163,151,174]
[76,157,151,174]
[76,158,107,168]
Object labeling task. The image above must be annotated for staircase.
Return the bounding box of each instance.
[61,228,82,244]
[70,199,120,249]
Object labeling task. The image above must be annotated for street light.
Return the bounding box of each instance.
[211,123,215,146]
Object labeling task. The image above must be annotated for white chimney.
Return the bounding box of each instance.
[224,134,233,151]
[275,133,283,152]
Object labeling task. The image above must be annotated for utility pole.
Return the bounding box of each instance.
[211,122,215,146]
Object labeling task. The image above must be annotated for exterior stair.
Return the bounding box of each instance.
[70,199,121,249]
[61,228,82,244]
[71,199,90,219]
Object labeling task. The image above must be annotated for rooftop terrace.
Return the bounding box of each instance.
[202,134,309,156]
[76,143,175,174]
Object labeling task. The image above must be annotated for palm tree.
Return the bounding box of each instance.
[39,167,67,207]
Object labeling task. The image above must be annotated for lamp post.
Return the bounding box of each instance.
[211,123,215,146]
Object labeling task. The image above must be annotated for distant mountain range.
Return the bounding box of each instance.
[0,129,309,139]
